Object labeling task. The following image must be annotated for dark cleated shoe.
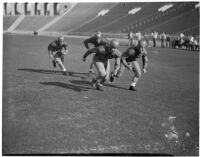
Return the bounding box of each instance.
[96,83,103,90]
[52,60,56,68]
[110,72,115,82]
[92,78,97,89]
[129,86,137,91]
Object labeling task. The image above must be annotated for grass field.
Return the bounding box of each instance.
[2,34,199,156]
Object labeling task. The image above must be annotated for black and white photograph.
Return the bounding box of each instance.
[2,0,199,156]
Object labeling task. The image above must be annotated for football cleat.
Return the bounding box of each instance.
[52,60,56,68]
[96,83,103,90]
[129,86,137,91]
[110,72,115,82]
[89,69,94,73]
[92,78,97,88]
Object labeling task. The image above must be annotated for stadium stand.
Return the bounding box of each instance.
[147,8,199,36]
[71,2,198,37]
[3,15,19,30]
[3,2,199,37]
[126,2,197,33]
[46,3,116,32]
[90,2,169,33]
[15,16,56,31]
[72,2,145,33]
[180,26,199,37]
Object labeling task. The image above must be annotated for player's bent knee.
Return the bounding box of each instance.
[102,74,108,82]
[135,71,142,78]
[99,71,107,77]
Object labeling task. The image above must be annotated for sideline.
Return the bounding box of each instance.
[3,31,130,44]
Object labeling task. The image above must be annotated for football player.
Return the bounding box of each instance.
[83,31,109,75]
[82,39,121,90]
[48,36,69,75]
[110,39,148,91]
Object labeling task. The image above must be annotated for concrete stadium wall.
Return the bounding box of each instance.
[3,2,70,16]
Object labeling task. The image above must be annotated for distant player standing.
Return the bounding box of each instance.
[48,36,69,75]
[128,31,133,46]
[82,39,121,90]
[152,32,158,47]
[166,34,171,48]
[110,40,148,91]
[136,31,142,45]
[144,32,150,47]
[160,32,166,48]
[83,31,109,75]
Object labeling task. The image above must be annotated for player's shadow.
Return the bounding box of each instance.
[18,68,89,79]
[40,82,94,92]
[69,80,128,90]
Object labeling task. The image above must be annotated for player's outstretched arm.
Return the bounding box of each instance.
[83,38,92,49]
[82,48,95,61]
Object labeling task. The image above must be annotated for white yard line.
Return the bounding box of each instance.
[37,3,77,32]
[6,15,25,32]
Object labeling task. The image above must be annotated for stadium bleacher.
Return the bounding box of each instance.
[181,26,199,37]
[15,16,56,31]
[97,2,170,33]
[127,2,197,33]
[147,8,199,36]
[3,2,199,37]
[46,3,116,32]
[72,3,145,33]
[3,15,19,30]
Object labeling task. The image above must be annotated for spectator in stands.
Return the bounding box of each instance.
[83,31,109,75]
[166,34,171,48]
[82,39,121,90]
[128,31,133,46]
[152,32,158,47]
[160,32,166,48]
[48,36,69,75]
[109,39,148,91]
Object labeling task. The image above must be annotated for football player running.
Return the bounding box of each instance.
[110,39,148,91]
[83,31,109,75]
[48,36,69,75]
[82,39,121,90]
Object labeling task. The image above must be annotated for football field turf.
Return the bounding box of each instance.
[2,34,199,155]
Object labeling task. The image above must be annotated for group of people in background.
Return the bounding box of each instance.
[128,31,199,51]
[48,31,149,91]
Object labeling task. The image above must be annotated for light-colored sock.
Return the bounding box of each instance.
[131,82,136,87]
